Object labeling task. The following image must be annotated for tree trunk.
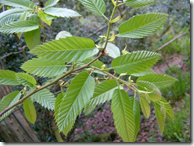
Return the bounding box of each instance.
[0,85,40,142]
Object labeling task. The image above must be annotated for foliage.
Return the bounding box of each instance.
[0,0,180,142]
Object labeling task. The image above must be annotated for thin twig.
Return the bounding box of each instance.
[157,31,189,51]
[0,50,23,60]
[87,7,129,38]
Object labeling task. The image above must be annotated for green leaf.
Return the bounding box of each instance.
[30,36,99,63]
[16,73,36,88]
[38,10,52,26]
[159,97,174,121]
[80,0,106,16]
[85,79,118,115]
[0,70,20,85]
[54,93,64,119]
[0,0,35,10]
[56,72,95,135]
[0,91,21,121]
[21,58,66,77]
[140,95,150,118]
[155,104,165,133]
[118,13,168,38]
[55,31,72,40]
[137,80,161,101]
[0,8,25,26]
[0,20,39,34]
[131,68,156,77]
[111,89,135,142]
[131,98,140,141]
[23,98,37,124]
[44,8,81,18]
[24,27,41,50]
[30,89,56,111]
[137,74,177,90]
[45,0,59,8]
[112,51,161,75]
[105,42,120,58]
[124,0,156,7]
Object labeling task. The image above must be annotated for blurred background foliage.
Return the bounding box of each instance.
[0,0,190,142]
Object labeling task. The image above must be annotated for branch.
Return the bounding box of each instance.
[157,31,189,51]
[0,50,104,117]
[0,50,23,60]
[0,46,27,61]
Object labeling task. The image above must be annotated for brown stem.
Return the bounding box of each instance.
[157,31,189,51]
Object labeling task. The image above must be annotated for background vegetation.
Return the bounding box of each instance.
[0,0,190,142]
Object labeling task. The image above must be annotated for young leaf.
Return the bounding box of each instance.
[80,0,106,16]
[16,73,36,88]
[55,31,72,40]
[137,74,177,90]
[140,95,150,118]
[24,27,41,50]
[118,13,168,38]
[159,97,174,121]
[85,79,118,115]
[44,8,81,18]
[30,89,56,111]
[23,98,37,124]
[124,0,156,7]
[21,58,66,77]
[38,10,52,26]
[111,89,135,142]
[54,93,64,120]
[29,14,40,24]
[30,36,99,63]
[132,98,140,141]
[137,80,161,101]
[0,70,20,85]
[0,0,35,10]
[0,20,39,34]
[45,0,59,8]
[105,42,120,58]
[56,72,95,135]
[131,68,156,77]
[0,8,25,26]
[0,91,21,121]
[112,51,161,75]
[155,104,165,133]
